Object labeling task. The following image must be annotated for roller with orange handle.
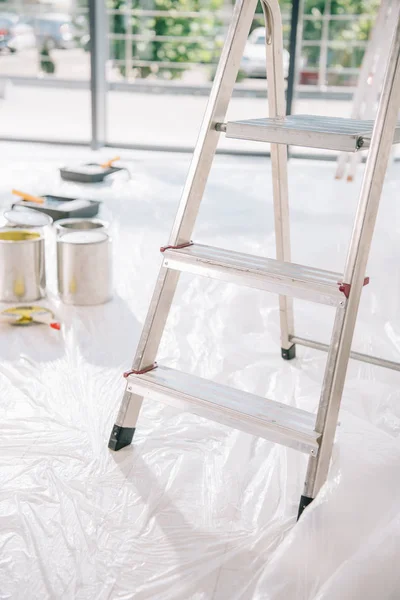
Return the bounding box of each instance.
[100,156,120,169]
[12,189,44,205]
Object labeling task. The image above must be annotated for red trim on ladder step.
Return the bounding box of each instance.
[123,363,158,378]
[160,241,193,253]
[338,277,370,298]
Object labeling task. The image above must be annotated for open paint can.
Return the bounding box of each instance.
[0,228,46,302]
[57,230,112,305]
[54,218,108,236]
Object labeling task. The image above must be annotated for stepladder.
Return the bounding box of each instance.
[109,0,400,520]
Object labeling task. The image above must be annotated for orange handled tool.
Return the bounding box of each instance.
[12,189,44,205]
[100,156,120,169]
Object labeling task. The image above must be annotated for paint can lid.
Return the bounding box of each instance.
[59,230,109,245]
[4,208,53,227]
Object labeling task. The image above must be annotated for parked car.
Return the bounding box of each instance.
[0,13,36,53]
[240,27,290,79]
[27,14,82,50]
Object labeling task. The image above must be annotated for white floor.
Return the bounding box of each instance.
[1,143,400,599]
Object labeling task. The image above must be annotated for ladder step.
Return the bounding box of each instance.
[126,365,319,455]
[162,243,344,306]
[222,115,400,152]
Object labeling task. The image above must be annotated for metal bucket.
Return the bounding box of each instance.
[57,230,112,305]
[0,228,46,302]
[55,218,108,236]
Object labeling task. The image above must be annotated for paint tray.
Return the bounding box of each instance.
[11,195,100,221]
[60,163,123,183]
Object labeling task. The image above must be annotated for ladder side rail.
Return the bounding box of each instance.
[262,0,295,354]
[301,18,400,506]
[132,0,258,371]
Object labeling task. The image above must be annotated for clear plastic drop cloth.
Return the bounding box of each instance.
[1,142,400,600]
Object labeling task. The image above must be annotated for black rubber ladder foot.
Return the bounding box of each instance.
[281,344,296,360]
[108,425,135,451]
[297,494,313,520]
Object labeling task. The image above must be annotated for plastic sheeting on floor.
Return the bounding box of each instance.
[1,142,400,600]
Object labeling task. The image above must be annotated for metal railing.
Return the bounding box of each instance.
[0,0,376,90]
[105,6,374,89]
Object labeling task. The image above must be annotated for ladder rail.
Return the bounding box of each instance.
[132,0,259,373]
[262,0,294,351]
[290,335,400,373]
[169,0,258,246]
[304,18,400,499]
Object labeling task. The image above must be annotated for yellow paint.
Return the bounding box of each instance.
[2,305,53,326]
[69,277,77,294]
[13,277,25,298]
[0,230,41,242]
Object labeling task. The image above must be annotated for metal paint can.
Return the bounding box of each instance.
[0,228,46,302]
[54,218,108,236]
[57,230,112,305]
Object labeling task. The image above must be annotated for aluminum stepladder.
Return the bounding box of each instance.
[109,0,400,519]
[335,0,400,182]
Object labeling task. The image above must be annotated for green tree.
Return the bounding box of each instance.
[110,0,128,72]
[109,0,378,80]
[151,0,222,80]
[110,0,224,80]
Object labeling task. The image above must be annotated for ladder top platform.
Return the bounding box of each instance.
[223,115,400,152]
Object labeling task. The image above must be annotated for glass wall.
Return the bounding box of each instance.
[0,0,378,149]
[0,0,90,142]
